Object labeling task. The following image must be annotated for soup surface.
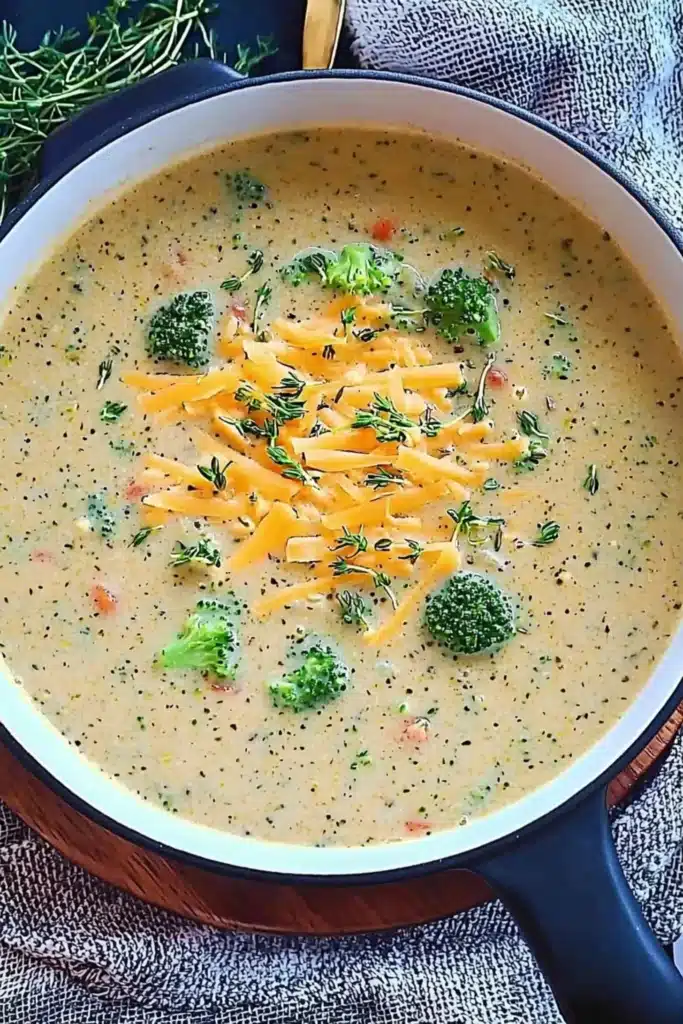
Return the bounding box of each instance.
[1,128,682,847]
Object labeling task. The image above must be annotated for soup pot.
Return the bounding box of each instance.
[2,60,683,1024]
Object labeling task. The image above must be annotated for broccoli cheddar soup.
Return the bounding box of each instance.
[1,128,682,848]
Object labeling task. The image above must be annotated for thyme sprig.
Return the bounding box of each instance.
[197,455,230,491]
[266,443,317,487]
[447,500,505,547]
[330,557,397,609]
[352,393,418,444]
[584,463,599,495]
[220,249,264,293]
[170,536,221,567]
[471,352,495,422]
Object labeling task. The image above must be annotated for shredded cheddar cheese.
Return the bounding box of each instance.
[123,297,526,641]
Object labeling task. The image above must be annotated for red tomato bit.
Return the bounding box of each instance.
[371,218,396,243]
[399,717,430,744]
[124,480,150,502]
[405,820,433,834]
[30,549,55,564]
[488,366,508,388]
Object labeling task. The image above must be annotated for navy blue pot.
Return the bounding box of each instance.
[2,60,683,1024]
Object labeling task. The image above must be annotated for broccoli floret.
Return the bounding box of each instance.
[426,268,500,345]
[227,170,268,206]
[146,291,214,368]
[424,572,516,655]
[280,249,333,287]
[159,598,239,680]
[326,244,402,295]
[268,643,349,712]
[87,492,117,538]
[281,244,402,295]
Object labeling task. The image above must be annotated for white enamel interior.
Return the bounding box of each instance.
[1,76,682,878]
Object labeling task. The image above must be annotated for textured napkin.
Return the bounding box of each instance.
[2,0,683,1020]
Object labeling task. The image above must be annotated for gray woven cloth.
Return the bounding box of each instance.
[0,736,682,1024]
[2,0,683,1020]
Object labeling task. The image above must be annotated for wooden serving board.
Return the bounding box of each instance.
[1,705,681,936]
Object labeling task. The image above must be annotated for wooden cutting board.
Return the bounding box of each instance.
[1,703,681,935]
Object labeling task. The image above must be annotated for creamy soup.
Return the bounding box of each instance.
[1,128,682,847]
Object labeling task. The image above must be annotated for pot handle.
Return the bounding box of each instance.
[40,59,242,178]
[476,786,683,1023]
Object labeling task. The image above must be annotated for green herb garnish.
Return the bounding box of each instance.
[99,400,127,423]
[517,410,550,441]
[340,306,357,338]
[350,750,373,769]
[170,537,222,568]
[533,521,560,546]
[96,357,112,390]
[514,438,548,473]
[420,405,441,438]
[197,456,230,491]
[364,467,406,490]
[486,251,515,280]
[544,353,572,379]
[471,352,495,422]
[330,557,397,609]
[331,527,368,557]
[252,281,272,333]
[220,249,264,293]
[266,443,317,487]
[130,525,160,548]
[353,393,418,443]
[336,591,370,630]
[275,371,306,399]
[447,500,505,547]
[233,34,277,75]
[398,539,425,565]
[583,463,599,495]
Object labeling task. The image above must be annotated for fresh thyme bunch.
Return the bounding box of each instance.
[0,0,276,220]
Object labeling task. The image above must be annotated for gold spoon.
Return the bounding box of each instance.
[302,0,347,69]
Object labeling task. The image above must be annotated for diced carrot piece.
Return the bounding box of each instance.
[90,583,118,615]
